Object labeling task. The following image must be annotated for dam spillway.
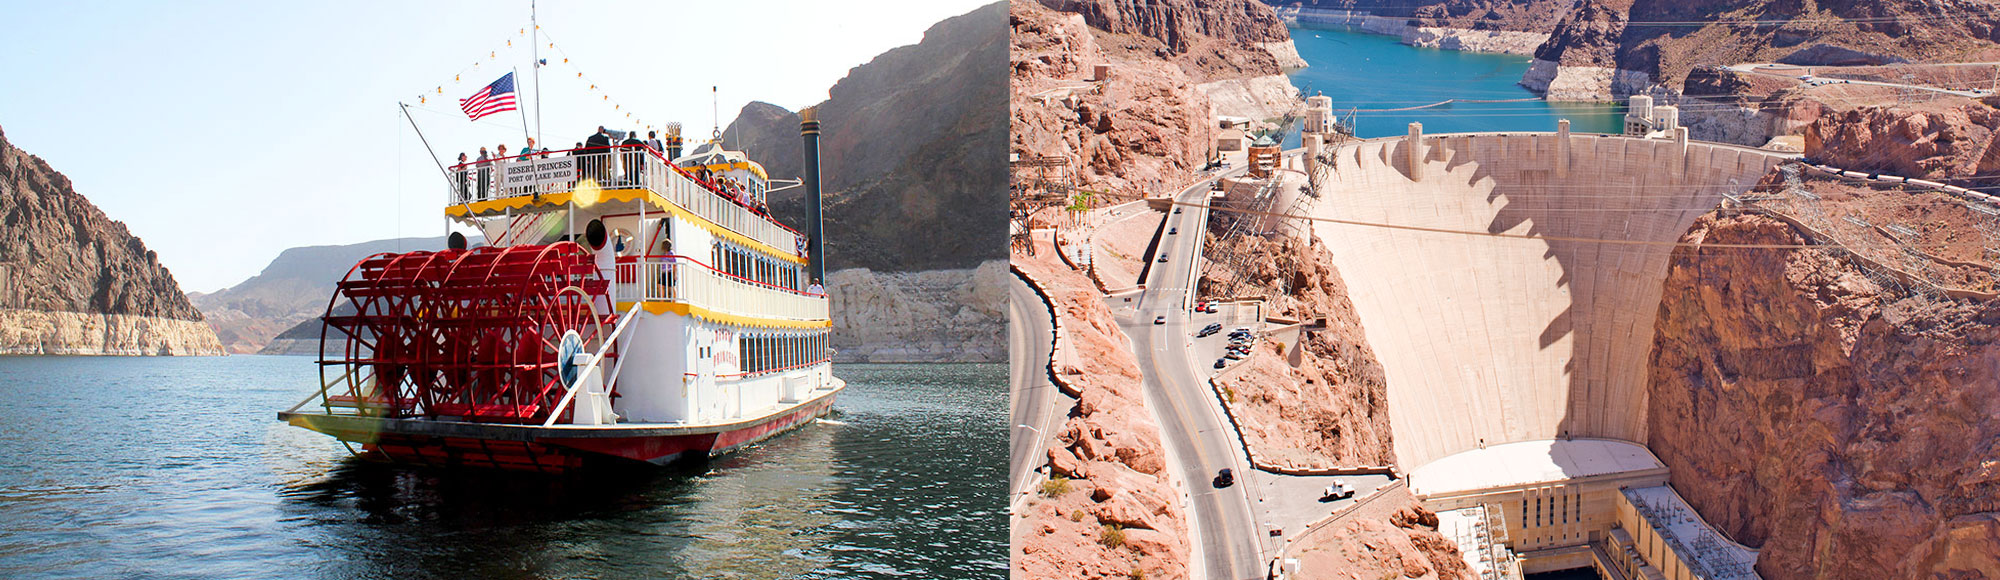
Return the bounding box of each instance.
[1312,131,1792,469]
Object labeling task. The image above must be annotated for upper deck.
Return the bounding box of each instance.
[447,144,805,259]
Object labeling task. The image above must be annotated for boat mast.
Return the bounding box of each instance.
[532,0,542,146]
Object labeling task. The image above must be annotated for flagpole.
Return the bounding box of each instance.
[532,0,542,146]
[514,67,532,149]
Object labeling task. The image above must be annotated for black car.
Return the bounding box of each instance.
[1214,358,1227,369]
[1213,468,1234,488]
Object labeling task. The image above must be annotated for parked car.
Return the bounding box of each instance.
[1197,323,1222,337]
[1202,303,1218,313]
[1225,351,1245,361]
[1154,315,1167,325]
[1214,358,1228,369]
[1213,468,1234,488]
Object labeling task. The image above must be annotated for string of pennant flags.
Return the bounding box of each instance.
[413,23,663,135]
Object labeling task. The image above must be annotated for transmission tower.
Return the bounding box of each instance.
[1009,155,1074,257]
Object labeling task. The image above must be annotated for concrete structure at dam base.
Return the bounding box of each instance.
[1288,121,1789,579]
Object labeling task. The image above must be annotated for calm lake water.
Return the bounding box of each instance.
[0,356,1005,579]
[1286,23,1623,138]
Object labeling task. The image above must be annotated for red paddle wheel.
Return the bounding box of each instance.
[319,242,616,425]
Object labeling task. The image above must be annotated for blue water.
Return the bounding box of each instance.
[0,356,1005,579]
[1286,24,1623,138]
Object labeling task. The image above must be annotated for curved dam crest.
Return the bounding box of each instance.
[1311,131,1791,469]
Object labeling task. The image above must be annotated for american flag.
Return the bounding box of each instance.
[459,72,519,121]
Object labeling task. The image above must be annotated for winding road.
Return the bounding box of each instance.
[1123,180,1267,580]
[1009,272,1069,497]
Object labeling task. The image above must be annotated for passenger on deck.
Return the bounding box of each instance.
[584,127,612,182]
[620,131,646,185]
[454,152,470,202]
[518,137,539,159]
[646,131,664,156]
[475,147,491,199]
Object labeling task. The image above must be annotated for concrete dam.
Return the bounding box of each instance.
[1302,129,1788,576]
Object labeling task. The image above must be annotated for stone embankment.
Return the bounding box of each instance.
[1284,2,1565,55]
[1012,241,1191,580]
[826,262,1007,363]
[0,310,221,356]
[1356,15,1547,55]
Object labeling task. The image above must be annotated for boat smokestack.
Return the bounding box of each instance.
[800,106,827,283]
[665,123,684,160]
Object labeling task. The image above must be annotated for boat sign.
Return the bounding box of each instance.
[503,157,578,188]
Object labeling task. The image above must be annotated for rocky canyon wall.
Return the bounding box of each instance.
[825,261,1006,363]
[1013,0,1218,197]
[1013,0,1306,195]
[1647,212,2000,579]
[1526,0,2000,102]
[1198,233,1394,470]
[1803,97,2000,186]
[0,126,220,355]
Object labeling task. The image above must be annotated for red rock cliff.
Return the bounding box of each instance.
[1647,211,2000,579]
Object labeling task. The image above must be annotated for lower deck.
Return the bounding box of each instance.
[280,376,842,471]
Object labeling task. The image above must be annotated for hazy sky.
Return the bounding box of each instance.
[2,0,991,292]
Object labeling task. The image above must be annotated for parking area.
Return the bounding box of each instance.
[1246,471,1397,540]
[1185,301,1265,379]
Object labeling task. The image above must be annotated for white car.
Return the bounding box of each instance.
[1154,315,1167,325]
[1322,480,1355,501]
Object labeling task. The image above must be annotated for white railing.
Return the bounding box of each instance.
[448,146,806,255]
[613,256,830,323]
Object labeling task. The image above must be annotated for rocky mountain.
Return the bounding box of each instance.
[1011,0,1243,200]
[1802,97,2000,185]
[191,235,458,354]
[1054,0,1297,82]
[1527,0,2000,100]
[0,126,220,355]
[723,1,1006,273]
[1649,211,2000,579]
